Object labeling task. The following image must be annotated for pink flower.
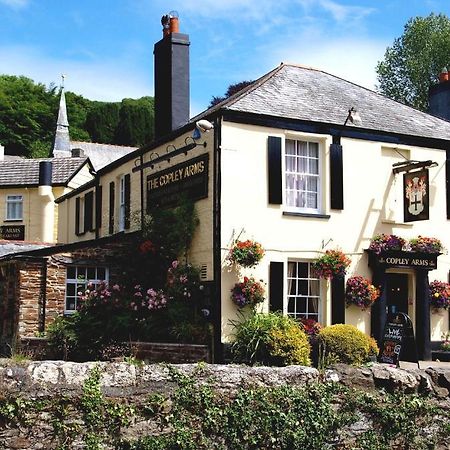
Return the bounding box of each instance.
[112,284,120,291]
[171,260,179,269]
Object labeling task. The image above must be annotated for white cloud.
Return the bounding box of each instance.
[0,45,152,101]
[319,0,375,23]
[0,0,29,9]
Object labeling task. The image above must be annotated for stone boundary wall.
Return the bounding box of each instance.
[0,360,449,449]
[0,360,449,398]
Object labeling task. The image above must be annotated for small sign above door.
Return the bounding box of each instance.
[0,225,25,241]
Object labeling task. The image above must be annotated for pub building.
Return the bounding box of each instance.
[1,12,449,362]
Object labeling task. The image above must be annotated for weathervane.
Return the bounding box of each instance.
[61,74,66,88]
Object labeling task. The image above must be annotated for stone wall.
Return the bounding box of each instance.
[0,360,449,449]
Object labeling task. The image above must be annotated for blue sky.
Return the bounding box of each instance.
[1,0,450,115]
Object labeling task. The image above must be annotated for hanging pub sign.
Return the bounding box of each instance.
[0,225,25,241]
[146,153,209,210]
[378,312,417,365]
[404,169,429,222]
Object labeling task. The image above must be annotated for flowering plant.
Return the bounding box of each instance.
[368,234,406,254]
[131,285,168,311]
[429,280,450,309]
[311,249,351,279]
[231,276,265,308]
[345,276,379,310]
[298,317,322,336]
[228,239,265,268]
[408,236,443,254]
[441,332,450,351]
[166,260,201,301]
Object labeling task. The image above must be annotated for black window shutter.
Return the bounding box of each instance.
[109,181,115,235]
[331,277,345,324]
[75,197,80,235]
[446,149,450,219]
[124,174,131,229]
[269,262,284,312]
[330,138,344,210]
[268,136,282,204]
[84,191,94,232]
[95,185,103,230]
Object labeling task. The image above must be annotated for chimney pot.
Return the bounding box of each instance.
[439,68,448,83]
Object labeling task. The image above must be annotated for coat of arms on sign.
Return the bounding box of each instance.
[403,169,429,222]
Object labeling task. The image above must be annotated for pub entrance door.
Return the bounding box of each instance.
[386,273,409,315]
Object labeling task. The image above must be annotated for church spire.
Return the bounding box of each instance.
[52,75,71,157]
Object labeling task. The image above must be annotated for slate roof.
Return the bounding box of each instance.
[194,63,450,141]
[0,241,54,258]
[70,142,138,171]
[0,157,88,186]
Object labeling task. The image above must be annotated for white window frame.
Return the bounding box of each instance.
[119,175,126,232]
[283,138,322,214]
[65,266,109,313]
[286,260,321,322]
[6,195,23,221]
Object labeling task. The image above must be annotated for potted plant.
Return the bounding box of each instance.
[311,249,351,279]
[429,280,450,310]
[408,236,443,254]
[345,276,379,310]
[228,239,265,268]
[368,234,405,254]
[231,276,265,308]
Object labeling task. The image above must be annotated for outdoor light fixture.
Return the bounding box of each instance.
[192,119,214,139]
[343,107,362,126]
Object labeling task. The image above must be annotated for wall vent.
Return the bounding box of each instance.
[200,264,208,280]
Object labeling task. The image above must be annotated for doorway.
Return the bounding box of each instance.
[386,273,409,315]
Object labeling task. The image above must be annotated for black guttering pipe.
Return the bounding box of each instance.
[140,153,145,229]
[213,115,223,363]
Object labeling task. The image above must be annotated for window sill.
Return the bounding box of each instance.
[283,212,331,219]
[4,219,23,223]
[381,219,413,227]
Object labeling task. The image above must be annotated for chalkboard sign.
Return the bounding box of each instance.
[378,312,417,365]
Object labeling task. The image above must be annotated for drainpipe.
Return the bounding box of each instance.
[38,161,55,243]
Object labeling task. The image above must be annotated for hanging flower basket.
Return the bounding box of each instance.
[345,276,379,310]
[429,280,450,310]
[231,276,265,308]
[228,239,265,268]
[368,234,406,254]
[311,249,351,279]
[408,236,443,254]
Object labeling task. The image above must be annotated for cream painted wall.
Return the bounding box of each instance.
[68,164,94,189]
[58,130,215,280]
[219,121,450,342]
[0,186,66,242]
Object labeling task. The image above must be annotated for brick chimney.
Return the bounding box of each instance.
[429,67,450,120]
[154,11,190,139]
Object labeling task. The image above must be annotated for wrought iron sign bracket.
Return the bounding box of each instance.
[132,136,207,173]
[392,159,438,174]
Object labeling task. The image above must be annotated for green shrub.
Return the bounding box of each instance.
[231,312,311,366]
[318,324,379,366]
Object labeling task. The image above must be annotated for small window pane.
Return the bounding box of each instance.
[298,280,308,295]
[67,267,76,279]
[66,284,76,296]
[297,263,308,278]
[87,267,96,280]
[97,267,106,280]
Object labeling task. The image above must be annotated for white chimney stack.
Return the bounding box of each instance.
[0,144,4,160]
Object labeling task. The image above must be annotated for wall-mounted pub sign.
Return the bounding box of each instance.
[404,169,429,222]
[0,225,25,241]
[146,153,209,210]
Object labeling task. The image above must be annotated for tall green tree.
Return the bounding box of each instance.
[115,97,154,147]
[0,75,57,156]
[209,80,254,108]
[376,13,450,111]
[85,102,120,144]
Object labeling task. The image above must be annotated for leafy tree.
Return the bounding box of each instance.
[0,75,57,156]
[115,97,154,147]
[85,102,120,144]
[65,91,92,142]
[209,80,254,107]
[376,13,450,111]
